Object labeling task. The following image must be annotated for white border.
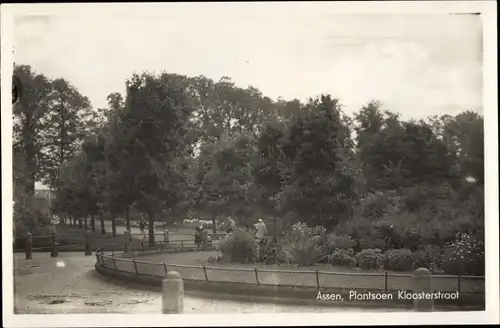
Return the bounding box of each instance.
[2,1,498,326]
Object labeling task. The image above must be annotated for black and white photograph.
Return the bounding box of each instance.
[2,1,498,326]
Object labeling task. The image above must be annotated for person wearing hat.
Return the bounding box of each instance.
[254,218,267,243]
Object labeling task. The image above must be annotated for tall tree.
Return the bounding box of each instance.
[82,133,108,233]
[39,78,94,189]
[355,102,460,191]
[278,95,359,229]
[200,133,256,227]
[250,120,289,236]
[13,65,52,195]
[111,72,193,243]
[442,111,484,184]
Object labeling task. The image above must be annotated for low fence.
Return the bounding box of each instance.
[18,228,485,298]
[95,243,485,296]
[13,227,277,254]
[14,229,214,257]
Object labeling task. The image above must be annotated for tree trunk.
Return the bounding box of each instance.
[23,113,36,196]
[91,215,95,232]
[100,213,105,234]
[148,211,155,245]
[111,213,117,237]
[84,216,88,231]
[78,217,82,228]
[124,207,130,232]
[212,215,216,233]
[273,216,277,241]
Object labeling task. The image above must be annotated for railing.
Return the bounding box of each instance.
[95,242,485,295]
[17,228,485,296]
[15,229,216,258]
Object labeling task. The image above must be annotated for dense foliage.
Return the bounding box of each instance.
[13,65,484,275]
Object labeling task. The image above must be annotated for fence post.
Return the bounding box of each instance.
[458,274,461,294]
[133,259,138,274]
[50,231,58,257]
[203,265,209,281]
[181,240,184,248]
[412,268,433,311]
[163,262,168,275]
[254,268,260,286]
[162,271,184,314]
[164,230,169,245]
[124,230,130,253]
[385,272,388,291]
[315,270,320,289]
[112,253,117,270]
[160,241,164,252]
[141,241,144,250]
[25,233,33,260]
[84,231,92,256]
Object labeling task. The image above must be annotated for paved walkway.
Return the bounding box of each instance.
[13,252,398,314]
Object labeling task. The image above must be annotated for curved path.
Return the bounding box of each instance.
[14,252,399,314]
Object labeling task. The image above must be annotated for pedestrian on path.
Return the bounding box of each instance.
[195,223,204,249]
[139,217,148,241]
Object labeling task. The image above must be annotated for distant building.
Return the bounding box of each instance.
[34,189,53,200]
[34,188,53,215]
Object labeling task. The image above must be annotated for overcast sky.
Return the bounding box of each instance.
[13,3,483,123]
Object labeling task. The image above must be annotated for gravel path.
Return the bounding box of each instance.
[13,252,398,314]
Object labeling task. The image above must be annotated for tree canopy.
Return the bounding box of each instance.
[13,64,484,250]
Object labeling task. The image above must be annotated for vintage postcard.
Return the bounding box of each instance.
[2,1,498,327]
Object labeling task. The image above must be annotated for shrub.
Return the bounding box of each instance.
[282,236,325,266]
[355,249,384,271]
[14,193,52,238]
[219,230,258,263]
[441,233,485,275]
[276,246,293,264]
[360,191,401,220]
[281,222,329,266]
[394,227,421,251]
[412,245,443,271]
[323,234,356,253]
[328,248,357,268]
[358,235,388,251]
[258,239,281,264]
[383,248,414,271]
[336,218,388,252]
[286,222,327,238]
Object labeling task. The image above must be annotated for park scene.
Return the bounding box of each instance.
[10,8,485,314]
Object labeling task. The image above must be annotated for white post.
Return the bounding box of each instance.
[412,267,434,311]
[162,271,183,314]
[164,230,170,245]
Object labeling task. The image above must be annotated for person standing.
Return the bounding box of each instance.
[195,223,204,249]
[139,216,147,241]
[227,217,236,234]
[254,218,267,243]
